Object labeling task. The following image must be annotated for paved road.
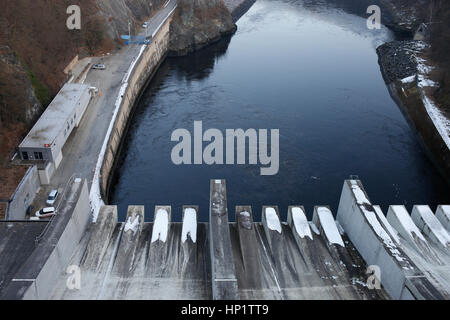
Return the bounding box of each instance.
[33,0,177,208]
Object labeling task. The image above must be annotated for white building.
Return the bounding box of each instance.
[19,83,91,183]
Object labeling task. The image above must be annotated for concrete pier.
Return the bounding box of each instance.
[337,180,448,299]
[209,179,239,300]
[436,205,450,233]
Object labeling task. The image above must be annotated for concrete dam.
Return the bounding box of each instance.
[2,0,449,302]
[2,178,449,300]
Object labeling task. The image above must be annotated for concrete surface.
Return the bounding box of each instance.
[337,180,447,300]
[0,221,47,297]
[3,178,449,300]
[2,178,90,299]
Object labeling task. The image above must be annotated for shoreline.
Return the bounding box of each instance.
[377,41,450,183]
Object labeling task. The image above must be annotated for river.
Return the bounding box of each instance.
[109,0,449,221]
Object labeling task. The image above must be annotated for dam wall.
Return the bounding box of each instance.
[1,177,447,300]
[100,16,172,199]
[90,14,173,218]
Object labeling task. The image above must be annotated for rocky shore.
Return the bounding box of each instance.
[376,40,418,83]
[168,0,237,56]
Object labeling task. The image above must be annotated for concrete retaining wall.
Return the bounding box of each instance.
[22,179,90,299]
[7,166,41,220]
[387,79,450,182]
[99,16,172,200]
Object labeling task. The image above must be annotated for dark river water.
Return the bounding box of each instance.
[110,0,449,222]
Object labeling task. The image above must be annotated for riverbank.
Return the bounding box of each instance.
[377,40,450,183]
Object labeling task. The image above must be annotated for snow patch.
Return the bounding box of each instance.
[151,208,169,243]
[291,207,313,240]
[317,207,344,247]
[348,182,409,265]
[240,211,250,217]
[265,207,281,233]
[373,206,400,244]
[421,94,450,150]
[411,42,450,150]
[350,181,370,205]
[124,215,140,234]
[401,75,415,84]
[181,208,197,243]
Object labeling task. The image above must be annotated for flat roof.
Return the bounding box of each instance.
[19,83,90,148]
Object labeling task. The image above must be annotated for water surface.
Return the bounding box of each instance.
[110,0,449,221]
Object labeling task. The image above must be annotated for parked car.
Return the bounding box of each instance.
[92,64,106,70]
[46,189,59,206]
[35,207,56,218]
[142,22,148,28]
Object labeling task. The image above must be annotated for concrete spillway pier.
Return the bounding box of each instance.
[1,179,449,300]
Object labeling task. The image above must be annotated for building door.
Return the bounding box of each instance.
[34,152,43,160]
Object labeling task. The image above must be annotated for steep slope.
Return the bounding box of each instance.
[169,0,236,56]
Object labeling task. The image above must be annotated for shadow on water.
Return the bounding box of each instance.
[169,35,233,80]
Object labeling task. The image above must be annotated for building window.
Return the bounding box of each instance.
[34,152,43,160]
[22,152,29,160]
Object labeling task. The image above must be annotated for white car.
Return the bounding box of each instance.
[46,189,59,206]
[35,207,56,219]
[92,64,106,70]
[142,22,148,28]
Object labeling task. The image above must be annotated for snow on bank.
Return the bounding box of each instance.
[421,94,450,150]
[404,41,450,151]
[181,208,197,243]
